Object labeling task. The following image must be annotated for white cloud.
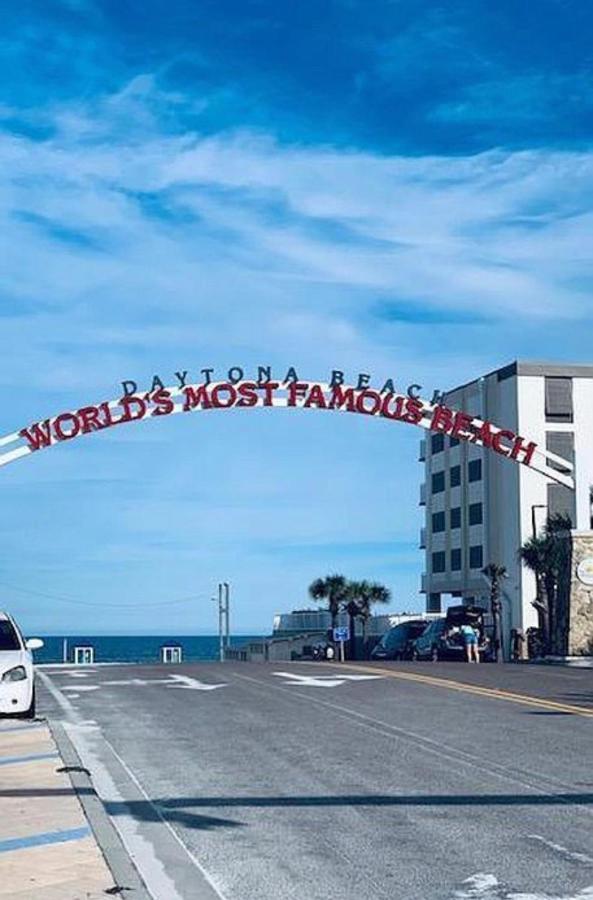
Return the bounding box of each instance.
[1,77,592,631]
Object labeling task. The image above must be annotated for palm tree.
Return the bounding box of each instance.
[347,579,391,659]
[482,563,507,662]
[519,513,572,655]
[519,535,549,650]
[308,574,348,631]
[541,514,572,654]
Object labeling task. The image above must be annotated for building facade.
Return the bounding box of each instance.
[420,362,593,646]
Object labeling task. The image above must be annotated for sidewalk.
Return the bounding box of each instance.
[0,718,117,899]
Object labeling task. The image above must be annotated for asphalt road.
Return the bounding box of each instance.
[38,661,593,900]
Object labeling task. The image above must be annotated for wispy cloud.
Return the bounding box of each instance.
[1,17,593,631]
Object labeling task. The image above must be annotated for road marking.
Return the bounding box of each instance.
[234,671,593,820]
[0,751,59,766]
[450,872,593,898]
[62,685,100,692]
[0,826,91,854]
[38,670,229,900]
[528,834,593,867]
[331,664,593,718]
[59,676,227,691]
[273,671,383,688]
[165,674,227,691]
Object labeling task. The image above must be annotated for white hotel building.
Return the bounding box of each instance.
[420,362,593,641]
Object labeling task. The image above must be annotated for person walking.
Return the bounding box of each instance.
[460,623,480,663]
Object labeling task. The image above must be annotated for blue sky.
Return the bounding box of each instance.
[1,0,592,635]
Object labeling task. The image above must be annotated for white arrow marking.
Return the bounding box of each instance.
[273,672,383,688]
[60,675,227,692]
[450,873,593,899]
[165,674,227,691]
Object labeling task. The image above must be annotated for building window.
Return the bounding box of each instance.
[450,465,461,488]
[469,502,483,526]
[431,433,445,454]
[468,459,482,482]
[451,548,462,571]
[450,507,461,529]
[449,436,460,448]
[469,545,483,569]
[432,551,446,573]
[545,377,573,423]
[546,431,574,474]
[432,511,446,533]
[427,592,441,613]
[547,483,576,526]
[432,471,445,494]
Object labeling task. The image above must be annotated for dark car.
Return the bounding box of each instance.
[412,606,490,661]
[371,620,429,660]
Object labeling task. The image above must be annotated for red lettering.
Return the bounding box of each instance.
[78,405,103,433]
[182,385,212,412]
[287,382,308,406]
[53,413,81,441]
[380,393,405,420]
[511,436,537,466]
[492,429,515,457]
[211,384,237,408]
[236,382,258,407]
[19,420,52,451]
[304,384,328,409]
[119,396,147,423]
[403,397,425,425]
[471,420,495,448]
[151,389,174,417]
[451,411,474,440]
[356,390,381,415]
[98,401,116,427]
[430,405,454,433]
[328,386,356,411]
[260,381,280,407]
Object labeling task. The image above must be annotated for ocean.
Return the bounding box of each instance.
[34,635,263,665]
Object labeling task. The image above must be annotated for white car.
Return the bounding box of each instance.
[0,612,44,718]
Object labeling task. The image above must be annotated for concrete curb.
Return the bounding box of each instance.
[48,719,153,900]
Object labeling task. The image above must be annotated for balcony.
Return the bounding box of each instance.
[419,439,426,462]
[419,527,426,549]
[419,482,426,506]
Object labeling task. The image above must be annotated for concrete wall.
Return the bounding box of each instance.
[567,531,593,656]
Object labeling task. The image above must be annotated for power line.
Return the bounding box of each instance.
[0,580,207,610]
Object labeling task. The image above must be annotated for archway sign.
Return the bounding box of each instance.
[0,374,575,489]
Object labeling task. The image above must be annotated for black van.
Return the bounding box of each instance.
[371,620,429,661]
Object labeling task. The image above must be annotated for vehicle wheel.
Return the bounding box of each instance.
[21,688,36,719]
[411,647,419,661]
[431,645,439,662]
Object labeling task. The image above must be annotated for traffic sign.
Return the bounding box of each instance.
[333,626,350,643]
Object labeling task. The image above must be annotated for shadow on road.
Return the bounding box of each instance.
[1,786,593,832]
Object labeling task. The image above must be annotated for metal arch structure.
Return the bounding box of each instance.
[0,380,575,489]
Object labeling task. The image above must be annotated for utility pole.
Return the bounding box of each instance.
[223,582,230,650]
[217,583,224,661]
[215,582,231,661]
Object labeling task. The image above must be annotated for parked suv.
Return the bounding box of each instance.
[412,606,490,661]
[371,620,429,660]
